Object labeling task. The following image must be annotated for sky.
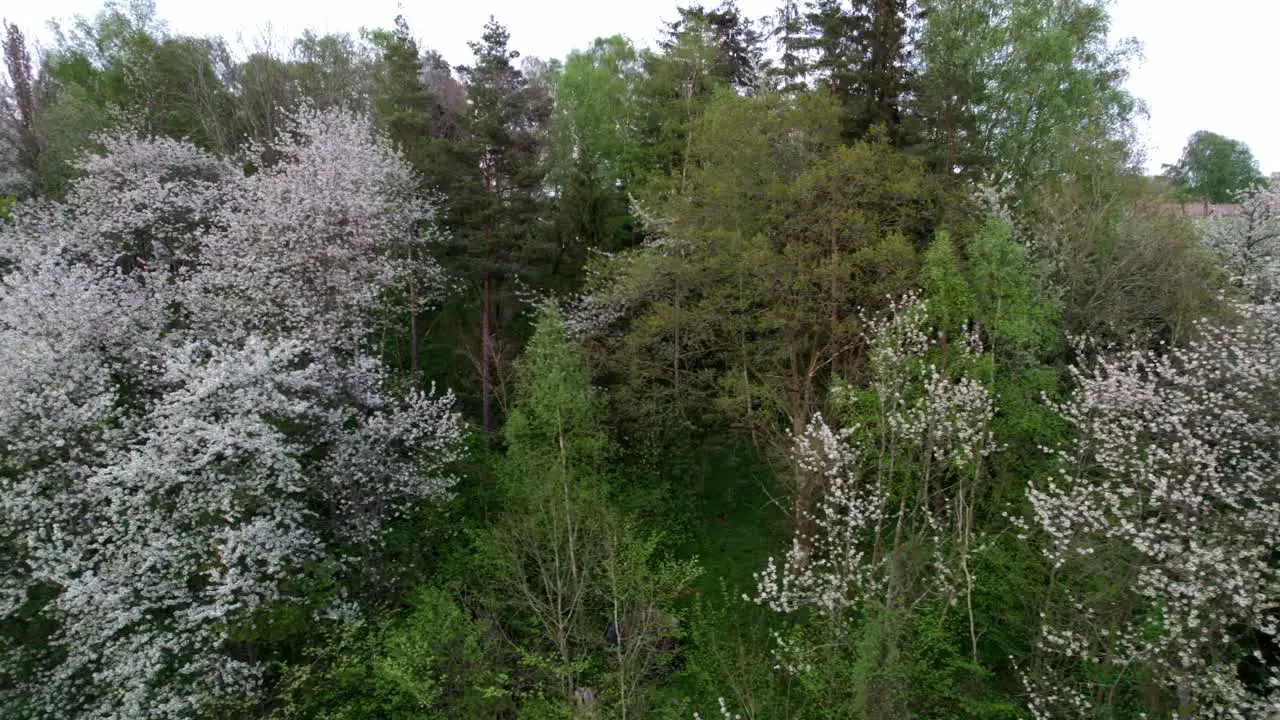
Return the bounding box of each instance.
[4,0,1277,175]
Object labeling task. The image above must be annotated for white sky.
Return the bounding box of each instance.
[4,0,1277,175]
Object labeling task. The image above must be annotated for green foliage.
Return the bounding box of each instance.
[290,31,375,110]
[367,15,467,201]
[923,231,976,334]
[368,16,433,162]
[781,0,917,143]
[6,2,1261,718]
[546,36,646,267]
[680,594,795,719]
[632,17,731,183]
[661,3,769,93]
[375,588,509,717]
[44,2,236,150]
[1033,164,1226,345]
[772,601,1025,719]
[505,307,608,461]
[917,0,1141,213]
[683,90,841,235]
[963,217,1059,362]
[474,307,701,714]
[1163,129,1266,203]
[590,117,947,462]
[440,16,556,433]
[268,590,508,719]
[30,83,110,198]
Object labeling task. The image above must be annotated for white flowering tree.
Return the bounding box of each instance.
[1023,304,1280,718]
[1199,183,1280,302]
[749,294,996,696]
[181,110,446,351]
[63,132,238,269]
[0,109,463,719]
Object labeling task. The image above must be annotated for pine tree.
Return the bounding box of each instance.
[793,0,866,116]
[856,0,917,143]
[453,17,554,434]
[663,2,770,92]
[787,0,917,143]
[769,0,810,93]
[370,16,433,171]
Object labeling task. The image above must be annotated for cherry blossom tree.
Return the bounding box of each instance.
[0,108,462,719]
[1200,183,1280,302]
[61,132,238,270]
[1023,303,1280,718]
[180,109,447,351]
[750,293,996,681]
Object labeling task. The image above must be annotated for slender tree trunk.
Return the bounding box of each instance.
[672,298,681,396]
[962,461,980,664]
[556,409,580,700]
[481,273,493,434]
[831,229,840,372]
[946,109,957,173]
[408,243,420,385]
[792,347,822,550]
[1176,676,1195,719]
[742,332,757,451]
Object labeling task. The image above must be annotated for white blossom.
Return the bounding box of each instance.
[1025,304,1280,718]
[180,107,447,351]
[750,295,996,658]
[1199,184,1280,302]
[0,109,463,719]
[751,412,887,615]
[692,696,744,720]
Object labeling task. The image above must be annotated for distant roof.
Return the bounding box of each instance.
[1169,201,1244,218]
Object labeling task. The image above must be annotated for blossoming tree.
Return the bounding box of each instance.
[1023,302,1280,718]
[1199,183,1280,302]
[750,293,997,702]
[0,109,463,719]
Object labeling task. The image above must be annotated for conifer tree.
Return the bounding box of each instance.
[784,0,917,143]
[370,16,433,173]
[453,17,553,433]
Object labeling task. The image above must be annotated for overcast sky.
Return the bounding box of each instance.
[4,0,1277,175]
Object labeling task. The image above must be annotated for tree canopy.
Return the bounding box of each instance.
[0,2,1276,718]
[1164,129,1267,203]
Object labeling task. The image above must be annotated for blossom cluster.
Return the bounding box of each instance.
[1025,305,1280,718]
[180,110,447,350]
[751,294,995,629]
[0,109,462,718]
[692,697,744,720]
[750,412,887,616]
[1199,183,1280,302]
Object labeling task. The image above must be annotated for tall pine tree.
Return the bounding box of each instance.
[454,17,553,434]
[783,0,918,144]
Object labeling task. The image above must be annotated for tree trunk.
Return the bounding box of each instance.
[831,229,840,373]
[946,109,957,173]
[481,273,494,434]
[408,244,420,385]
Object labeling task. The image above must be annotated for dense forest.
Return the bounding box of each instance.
[1,0,1278,717]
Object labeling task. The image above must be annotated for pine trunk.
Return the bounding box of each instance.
[481,273,494,434]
